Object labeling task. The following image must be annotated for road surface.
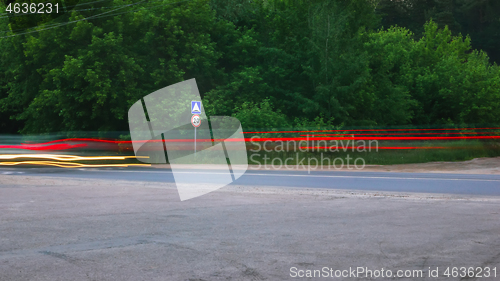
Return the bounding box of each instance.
[1,167,500,280]
[1,167,500,196]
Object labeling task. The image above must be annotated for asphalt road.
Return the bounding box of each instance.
[1,172,500,281]
[1,167,500,196]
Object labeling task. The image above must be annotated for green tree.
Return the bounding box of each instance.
[232,98,290,130]
[366,21,500,125]
[363,26,417,125]
[376,0,500,64]
[1,0,223,133]
[204,0,314,119]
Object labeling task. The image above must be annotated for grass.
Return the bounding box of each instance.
[245,140,500,166]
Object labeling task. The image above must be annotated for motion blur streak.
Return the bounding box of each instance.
[0,161,151,168]
[22,138,127,145]
[12,128,500,148]
[0,144,87,150]
[0,155,150,168]
[0,154,147,161]
[242,127,500,134]
[241,136,500,142]
[301,132,500,136]
[300,147,448,150]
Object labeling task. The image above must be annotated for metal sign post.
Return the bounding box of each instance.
[191,114,201,156]
[191,101,202,156]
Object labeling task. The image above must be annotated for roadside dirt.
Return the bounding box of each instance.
[152,156,500,174]
[356,156,500,174]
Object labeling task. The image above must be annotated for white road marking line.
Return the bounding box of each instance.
[73,169,500,182]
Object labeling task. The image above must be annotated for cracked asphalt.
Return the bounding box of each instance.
[0,175,499,280]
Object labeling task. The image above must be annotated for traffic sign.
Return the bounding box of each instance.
[191,101,201,114]
[191,114,201,127]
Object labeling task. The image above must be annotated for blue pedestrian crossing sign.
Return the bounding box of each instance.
[191,101,201,114]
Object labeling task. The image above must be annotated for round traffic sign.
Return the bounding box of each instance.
[191,114,201,127]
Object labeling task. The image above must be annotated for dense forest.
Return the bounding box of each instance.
[0,0,499,134]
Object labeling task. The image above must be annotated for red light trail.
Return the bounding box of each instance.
[238,136,500,142]
[299,146,447,150]
[0,126,496,152]
[242,127,500,134]
[6,134,500,147]
[301,132,500,136]
[0,143,87,150]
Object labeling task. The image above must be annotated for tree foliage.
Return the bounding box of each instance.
[0,0,499,134]
[1,0,223,133]
[377,0,500,64]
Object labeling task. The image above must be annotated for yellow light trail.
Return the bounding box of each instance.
[0,154,151,168]
[0,154,148,161]
[0,161,151,168]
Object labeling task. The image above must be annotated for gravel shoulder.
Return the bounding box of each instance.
[152,156,500,174]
